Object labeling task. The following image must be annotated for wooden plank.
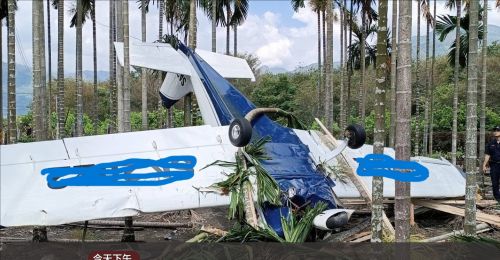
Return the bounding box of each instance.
[433,200,498,208]
[421,223,490,242]
[413,200,500,227]
[350,234,371,242]
[347,231,371,241]
[315,118,396,238]
[325,218,370,242]
[343,199,496,208]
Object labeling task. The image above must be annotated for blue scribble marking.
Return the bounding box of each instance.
[356,154,429,182]
[41,156,197,189]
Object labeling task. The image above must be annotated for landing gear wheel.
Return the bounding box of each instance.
[345,124,366,149]
[228,118,253,147]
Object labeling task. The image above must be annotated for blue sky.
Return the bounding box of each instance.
[2,0,500,73]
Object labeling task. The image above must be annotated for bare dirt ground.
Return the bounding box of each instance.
[1,203,498,242]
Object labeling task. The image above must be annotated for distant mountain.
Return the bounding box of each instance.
[260,65,288,74]
[411,24,500,59]
[1,62,33,116]
[1,63,109,116]
[66,70,110,82]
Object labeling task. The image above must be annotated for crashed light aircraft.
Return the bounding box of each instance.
[0,42,466,236]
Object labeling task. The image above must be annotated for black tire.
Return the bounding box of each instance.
[345,124,366,149]
[228,118,253,147]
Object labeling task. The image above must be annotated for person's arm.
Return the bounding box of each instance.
[483,149,491,172]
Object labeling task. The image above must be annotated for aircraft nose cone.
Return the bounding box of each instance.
[326,211,349,229]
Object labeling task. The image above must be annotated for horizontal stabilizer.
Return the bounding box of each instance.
[197,49,256,81]
[114,42,192,76]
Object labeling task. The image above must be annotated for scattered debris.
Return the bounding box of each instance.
[421,223,491,242]
[413,200,500,227]
[324,218,371,242]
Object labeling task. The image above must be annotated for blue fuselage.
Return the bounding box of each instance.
[179,44,338,235]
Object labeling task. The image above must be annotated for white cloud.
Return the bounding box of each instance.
[3,0,500,73]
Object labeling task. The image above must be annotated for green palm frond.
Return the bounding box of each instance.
[216,202,328,243]
[68,0,94,28]
[436,8,485,68]
[290,0,305,12]
[281,202,328,242]
[0,0,16,20]
[230,0,249,26]
[204,137,281,221]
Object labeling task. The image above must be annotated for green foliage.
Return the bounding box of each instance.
[252,74,297,112]
[487,41,500,56]
[280,202,328,242]
[204,137,281,222]
[213,202,328,243]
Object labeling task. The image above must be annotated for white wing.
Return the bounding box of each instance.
[0,126,237,227]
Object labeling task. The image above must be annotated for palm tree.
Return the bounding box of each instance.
[464,0,478,237]
[479,0,487,181]
[46,0,52,135]
[389,0,397,148]
[224,0,231,55]
[231,0,248,56]
[0,0,9,143]
[354,0,377,126]
[341,0,349,130]
[395,0,412,242]
[212,0,217,52]
[32,2,48,239]
[189,0,197,48]
[448,0,461,165]
[116,0,124,132]
[109,0,116,133]
[347,0,354,122]
[7,0,16,144]
[75,0,83,137]
[121,0,133,241]
[33,0,43,140]
[141,0,148,131]
[422,0,433,155]
[291,0,323,116]
[371,0,388,243]
[346,21,378,71]
[56,0,65,139]
[429,0,436,154]
[91,1,97,134]
[324,0,334,128]
[437,2,484,164]
[39,1,48,140]
[339,0,346,131]
[184,0,197,127]
[414,0,422,157]
[123,0,131,133]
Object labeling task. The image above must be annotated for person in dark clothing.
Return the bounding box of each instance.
[483,126,500,202]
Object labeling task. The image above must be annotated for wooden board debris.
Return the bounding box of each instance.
[413,200,500,227]
[421,223,491,242]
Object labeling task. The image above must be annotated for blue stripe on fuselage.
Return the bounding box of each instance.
[179,44,337,236]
